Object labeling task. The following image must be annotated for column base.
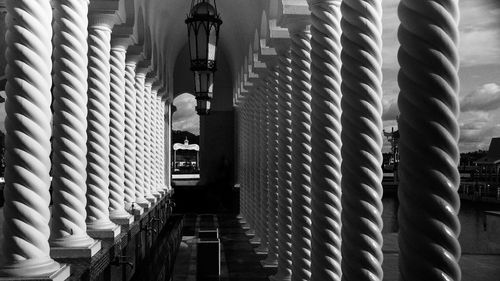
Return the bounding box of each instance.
[261,257,278,268]
[254,245,268,255]
[137,200,152,211]
[269,272,292,281]
[0,261,70,281]
[87,224,121,240]
[50,239,102,258]
[241,223,251,230]
[245,229,256,237]
[152,191,162,199]
[110,212,134,226]
[249,236,261,245]
[145,195,157,205]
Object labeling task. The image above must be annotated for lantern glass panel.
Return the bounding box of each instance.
[208,25,217,61]
[196,22,208,62]
[189,25,197,61]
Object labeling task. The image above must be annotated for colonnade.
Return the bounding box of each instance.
[236,0,461,281]
[0,0,171,279]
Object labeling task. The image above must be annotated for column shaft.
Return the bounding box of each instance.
[262,73,280,267]
[309,1,343,280]
[288,22,313,281]
[397,0,461,280]
[0,0,67,277]
[134,72,152,207]
[50,0,98,249]
[85,15,120,235]
[340,0,384,280]
[109,46,133,223]
[271,51,293,281]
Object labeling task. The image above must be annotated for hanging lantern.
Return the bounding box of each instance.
[186,0,222,115]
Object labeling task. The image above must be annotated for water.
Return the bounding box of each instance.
[382,193,500,254]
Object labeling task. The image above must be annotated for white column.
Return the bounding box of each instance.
[287,20,313,281]
[308,0,343,280]
[254,86,269,254]
[85,12,120,239]
[109,41,134,225]
[246,94,259,236]
[164,102,173,192]
[144,78,161,199]
[49,0,102,258]
[135,70,154,207]
[397,0,461,280]
[152,87,165,195]
[0,0,69,278]
[262,72,280,268]
[270,50,293,281]
[340,0,384,280]
[124,60,148,213]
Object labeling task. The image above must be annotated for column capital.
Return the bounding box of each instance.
[88,0,122,28]
[307,0,341,7]
[284,15,311,35]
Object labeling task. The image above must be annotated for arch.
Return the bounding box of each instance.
[144,24,153,60]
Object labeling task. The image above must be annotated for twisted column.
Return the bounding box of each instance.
[135,71,153,207]
[340,0,384,280]
[164,103,172,191]
[254,86,270,253]
[397,1,461,280]
[85,14,120,236]
[143,81,153,198]
[109,45,133,224]
[262,73,280,267]
[270,51,294,281]
[0,0,68,277]
[288,21,313,281]
[50,0,100,253]
[124,61,147,211]
[246,95,258,235]
[151,90,161,194]
[308,1,343,280]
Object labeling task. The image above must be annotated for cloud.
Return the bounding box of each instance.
[172,93,199,135]
[382,97,399,121]
[460,83,500,112]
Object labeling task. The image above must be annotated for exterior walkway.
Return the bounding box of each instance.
[172,214,500,281]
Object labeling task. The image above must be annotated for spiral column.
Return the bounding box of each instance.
[124,60,147,213]
[397,1,461,280]
[143,79,155,200]
[254,86,270,254]
[144,79,161,199]
[262,72,280,268]
[49,0,102,258]
[164,103,173,192]
[151,88,164,195]
[270,50,293,281]
[135,70,154,208]
[85,13,121,239]
[246,94,259,237]
[0,0,70,278]
[307,1,343,280]
[109,42,134,225]
[286,21,313,281]
[340,0,384,280]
